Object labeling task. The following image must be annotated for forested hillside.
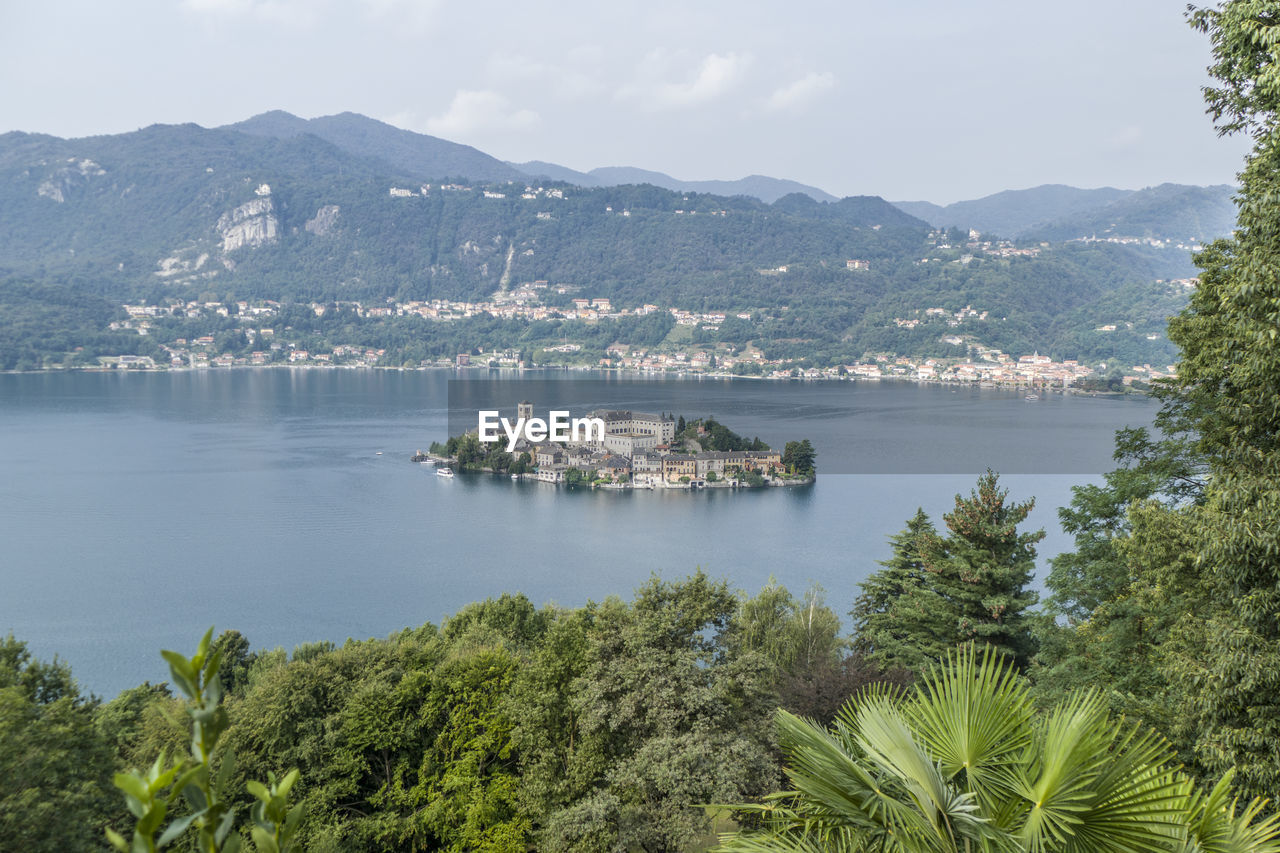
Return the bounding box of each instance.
[0,122,1199,369]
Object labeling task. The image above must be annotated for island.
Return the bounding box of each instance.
[417,403,815,489]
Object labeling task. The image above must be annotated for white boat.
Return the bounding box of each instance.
[1024,394,1039,401]
[436,467,454,478]
[511,473,520,480]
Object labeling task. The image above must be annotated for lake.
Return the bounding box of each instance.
[0,369,1159,696]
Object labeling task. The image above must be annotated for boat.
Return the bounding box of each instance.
[436,467,454,478]
[1024,394,1039,401]
[511,473,520,480]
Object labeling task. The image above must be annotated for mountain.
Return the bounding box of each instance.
[1025,183,1237,243]
[508,160,599,186]
[892,183,1237,242]
[581,167,838,203]
[227,111,838,204]
[510,161,838,203]
[893,185,1132,236]
[0,121,926,303]
[0,120,1197,371]
[225,110,527,183]
[769,192,925,228]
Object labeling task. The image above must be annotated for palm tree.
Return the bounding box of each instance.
[717,646,1280,853]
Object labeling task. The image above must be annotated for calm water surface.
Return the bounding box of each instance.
[0,369,1159,696]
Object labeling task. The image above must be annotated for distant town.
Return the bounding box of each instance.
[99,270,1188,388]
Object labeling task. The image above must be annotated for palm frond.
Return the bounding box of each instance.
[905,645,1033,818]
[1179,770,1280,853]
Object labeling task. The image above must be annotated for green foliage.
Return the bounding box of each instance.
[717,646,1280,853]
[210,631,254,698]
[1022,3,1280,805]
[538,571,781,852]
[851,508,937,671]
[106,628,304,853]
[1128,1,1280,801]
[736,580,843,677]
[781,439,815,476]
[1029,425,1207,733]
[0,636,116,852]
[854,474,1042,674]
[737,580,906,724]
[442,593,552,651]
[682,417,769,452]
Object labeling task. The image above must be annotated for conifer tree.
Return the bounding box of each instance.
[916,471,1043,670]
[851,508,938,671]
[852,474,1042,673]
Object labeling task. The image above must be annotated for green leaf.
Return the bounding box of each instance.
[214,748,237,797]
[215,805,237,846]
[192,626,215,672]
[251,826,280,853]
[114,771,151,804]
[157,812,200,848]
[160,650,198,698]
[276,768,300,799]
[105,828,129,853]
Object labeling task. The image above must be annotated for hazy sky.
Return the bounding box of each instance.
[0,0,1251,202]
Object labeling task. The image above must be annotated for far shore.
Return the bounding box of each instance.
[0,362,1148,396]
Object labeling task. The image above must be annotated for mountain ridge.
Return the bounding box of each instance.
[891,182,1236,242]
[226,111,841,203]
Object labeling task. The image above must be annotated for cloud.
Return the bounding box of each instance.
[487,53,607,100]
[764,71,836,112]
[358,0,440,35]
[183,0,439,32]
[1107,125,1143,148]
[620,51,749,110]
[182,0,318,26]
[422,90,540,137]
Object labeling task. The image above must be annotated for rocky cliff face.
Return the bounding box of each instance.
[35,157,107,203]
[217,197,278,253]
[305,204,340,236]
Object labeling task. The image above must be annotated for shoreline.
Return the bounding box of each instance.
[0,362,1147,396]
[419,457,815,491]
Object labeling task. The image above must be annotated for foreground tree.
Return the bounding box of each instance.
[1143,1,1280,799]
[0,636,115,852]
[717,646,1280,853]
[851,508,936,672]
[538,571,780,852]
[852,474,1041,673]
[916,472,1042,669]
[737,579,903,724]
[107,629,304,853]
[1029,427,1205,722]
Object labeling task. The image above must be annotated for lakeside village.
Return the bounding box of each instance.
[417,403,816,490]
[80,215,1198,386]
[103,285,1185,389]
